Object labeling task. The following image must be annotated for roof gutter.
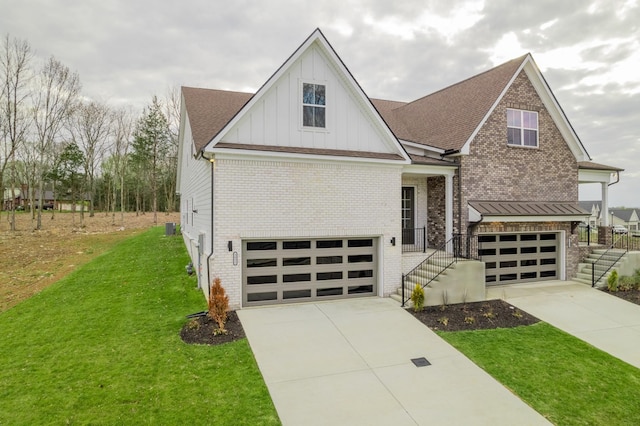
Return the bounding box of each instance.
[608,170,620,187]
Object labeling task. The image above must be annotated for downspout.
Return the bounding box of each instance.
[206,157,215,295]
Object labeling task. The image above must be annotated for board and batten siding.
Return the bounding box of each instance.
[178,114,213,289]
[222,45,395,155]
[210,156,404,309]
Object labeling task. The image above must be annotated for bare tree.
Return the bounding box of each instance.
[68,100,111,220]
[162,86,180,212]
[31,56,80,230]
[111,107,133,226]
[0,34,32,231]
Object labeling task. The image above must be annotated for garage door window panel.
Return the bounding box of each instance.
[283,240,311,249]
[247,275,278,285]
[283,289,312,300]
[248,292,278,302]
[317,271,343,281]
[283,273,311,283]
[247,241,277,251]
[283,257,311,266]
[317,287,343,297]
[247,258,278,268]
[317,255,343,264]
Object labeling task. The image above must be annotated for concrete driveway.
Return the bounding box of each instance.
[487,280,640,368]
[238,297,550,426]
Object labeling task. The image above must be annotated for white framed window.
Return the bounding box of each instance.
[507,108,538,147]
[302,82,326,128]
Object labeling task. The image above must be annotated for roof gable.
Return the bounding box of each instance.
[373,54,591,162]
[204,29,409,162]
[379,55,526,151]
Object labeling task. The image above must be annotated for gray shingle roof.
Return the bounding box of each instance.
[374,55,527,151]
[578,161,624,172]
[182,87,253,152]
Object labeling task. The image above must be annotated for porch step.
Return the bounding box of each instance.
[573,249,628,288]
[396,258,485,307]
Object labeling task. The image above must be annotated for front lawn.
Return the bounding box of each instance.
[0,227,279,425]
[439,323,640,425]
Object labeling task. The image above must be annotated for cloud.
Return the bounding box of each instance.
[1,0,638,206]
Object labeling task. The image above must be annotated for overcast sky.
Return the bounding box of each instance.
[2,0,639,207]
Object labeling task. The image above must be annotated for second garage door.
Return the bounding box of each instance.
[478,232,560,285]
[242,237,378,306]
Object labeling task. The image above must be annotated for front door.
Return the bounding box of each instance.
[401,187,415,244]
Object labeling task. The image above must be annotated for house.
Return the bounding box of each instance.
[2,186,55,210]
[579,201,602,227]
[177,29,622,309]
[610,208,640,232]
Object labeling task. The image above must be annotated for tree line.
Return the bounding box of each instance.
[0,34,180,230]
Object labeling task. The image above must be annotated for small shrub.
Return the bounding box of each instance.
[618,276,635,291]
[186,319,200,330]
[607,270,619,292]
[464,316,475,324]
[437,317,449,326]
[634,269,640,289]
[512,310,523,319]
[483,310,495,319]
[411,284,425,312]
[208,277,229,334]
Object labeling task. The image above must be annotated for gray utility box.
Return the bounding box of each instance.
[165,222,176,236]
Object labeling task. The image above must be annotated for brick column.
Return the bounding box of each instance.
[598,226,612,247]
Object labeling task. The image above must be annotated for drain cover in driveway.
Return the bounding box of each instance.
[411,357,431,367]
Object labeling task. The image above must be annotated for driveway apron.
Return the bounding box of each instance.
[487,280,640,369]
[238,297,550,426]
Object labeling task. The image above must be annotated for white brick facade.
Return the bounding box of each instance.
[209,156,403,308]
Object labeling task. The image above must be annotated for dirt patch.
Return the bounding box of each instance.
[0,211,179,312]
[602,289,640,306]
[180,311,245,345]
[409,299,540,332]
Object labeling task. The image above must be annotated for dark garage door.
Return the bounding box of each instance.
[478,232,559,285]
[242,237,378,306]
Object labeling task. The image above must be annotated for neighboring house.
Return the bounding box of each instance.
[579,201,601,227]
[177,29,622,309]
[2,188,23,210]
[2,186,55,210]
[610,208,640,232]
[579,201,639,231]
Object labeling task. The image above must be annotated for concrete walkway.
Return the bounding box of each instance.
[487,280,640,369]
[238,298,550,426]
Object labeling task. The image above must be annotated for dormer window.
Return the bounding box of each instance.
[302,83,326,128]
[507,108,538,147]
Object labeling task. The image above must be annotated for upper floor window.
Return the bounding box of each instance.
[302,83,326,128]
[507,108,538,147]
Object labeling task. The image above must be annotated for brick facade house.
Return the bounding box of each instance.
[177,29,621,309]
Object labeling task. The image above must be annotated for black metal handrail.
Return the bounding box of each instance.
[578,224,598,245]
[591,246,627,287]
[612,231,640,251]
[401,234,477,306]
[401,227,426,253]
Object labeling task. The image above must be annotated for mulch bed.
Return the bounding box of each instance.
[409,299,540,332]
[602,288,640,305]
[180,311,245,346]
[180,299,542,345]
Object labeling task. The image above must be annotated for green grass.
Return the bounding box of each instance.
[0,227,279,425]
[439,323,640,425]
